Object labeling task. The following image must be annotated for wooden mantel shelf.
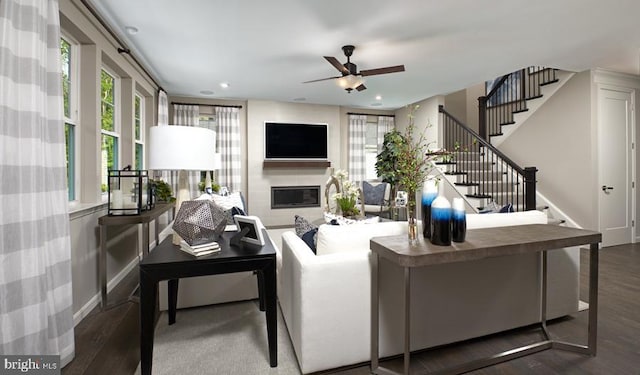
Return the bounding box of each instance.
[263,160,331,169]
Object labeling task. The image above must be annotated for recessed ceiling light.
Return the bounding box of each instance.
[220,82,230,89]
[200,90,214,95]
[375,95,382,101]
[124,26,139,35]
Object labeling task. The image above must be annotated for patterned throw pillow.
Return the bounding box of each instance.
[294,215,318,254]
[363,181,386,205]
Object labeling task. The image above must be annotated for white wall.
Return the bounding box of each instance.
[60,0,161,322]
[499,71,596,228]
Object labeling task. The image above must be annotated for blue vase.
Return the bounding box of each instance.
[430,196,452,246]
[451,198,466,243]
[421,180,438,239]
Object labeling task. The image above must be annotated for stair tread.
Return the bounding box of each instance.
[539,79,559,86]
[455,182,479,187]
[500,121,516,126]
[466,193,493,199]
[512,108,529,114]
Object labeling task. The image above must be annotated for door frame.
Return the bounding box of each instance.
[594,70,638,246]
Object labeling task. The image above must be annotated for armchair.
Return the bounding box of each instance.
[361,181,391,217]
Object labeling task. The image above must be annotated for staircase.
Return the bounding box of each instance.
[439,66,566,212]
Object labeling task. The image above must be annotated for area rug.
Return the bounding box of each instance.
[134,300,301,375]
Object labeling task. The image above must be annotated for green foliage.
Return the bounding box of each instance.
[375,129,405,193]
[198,179,221,193]
[60,38,71,118]
[101,70,115,132]
[151,179,175,202]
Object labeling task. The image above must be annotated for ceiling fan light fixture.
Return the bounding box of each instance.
[336,74,363,90]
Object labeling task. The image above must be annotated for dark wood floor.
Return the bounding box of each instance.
[63,243,640,375]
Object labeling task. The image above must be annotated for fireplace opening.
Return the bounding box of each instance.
[271,186,321,209]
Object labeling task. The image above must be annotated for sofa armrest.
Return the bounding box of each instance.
[280,231,371,373]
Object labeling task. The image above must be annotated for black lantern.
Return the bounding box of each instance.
[108,166,154,215]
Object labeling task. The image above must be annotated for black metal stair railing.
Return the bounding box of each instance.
[479,67,557,141]
[439,105,537,211]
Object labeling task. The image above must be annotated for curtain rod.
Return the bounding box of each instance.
[80,0,164,92]
[347,112,395,118]
[172,101,243,109]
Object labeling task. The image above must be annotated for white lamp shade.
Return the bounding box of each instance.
[213,152,222,170]
[148,125,216,171]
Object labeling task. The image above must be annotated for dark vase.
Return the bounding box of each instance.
[451,197,466,243]
[430,196,452,246]
[421,180,438,239]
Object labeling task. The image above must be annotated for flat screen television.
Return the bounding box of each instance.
[264,122,328,160]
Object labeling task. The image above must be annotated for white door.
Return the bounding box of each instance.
[598,87,635,247]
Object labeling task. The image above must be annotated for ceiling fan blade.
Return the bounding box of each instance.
[324,56,349,75]
[355,84,367,92]
[302,76,342,84]
[359,65,405,77]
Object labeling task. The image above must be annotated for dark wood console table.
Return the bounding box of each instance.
[138,229,277,375]
[98,202,174,309]
[370,224,601,375]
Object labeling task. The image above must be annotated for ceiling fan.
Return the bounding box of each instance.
[303,45,405,93]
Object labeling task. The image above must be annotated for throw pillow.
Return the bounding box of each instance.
[301,228,318,254]
[223,206,247,225]
[499,203,514,213]
[294,215,318,254]
[363,181,386,205]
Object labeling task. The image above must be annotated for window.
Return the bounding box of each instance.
[364,118,379,180]
[61,36,76,201]
[134,94,144,170]
[101,68,119,193]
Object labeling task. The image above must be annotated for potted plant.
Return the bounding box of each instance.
[375,129,404,202]
[390,105,441,242]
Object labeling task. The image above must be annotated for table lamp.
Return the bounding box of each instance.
[148,125,217,244]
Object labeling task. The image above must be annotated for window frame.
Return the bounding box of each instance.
[134,92,144,170]
[100,67,120,196]
[61,33,79,202]
[364,117,380,181]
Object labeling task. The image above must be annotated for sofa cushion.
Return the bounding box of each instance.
[316,221,406,256]
[295,215,318,253]
[466,210,547,229]
[363,181,386,205]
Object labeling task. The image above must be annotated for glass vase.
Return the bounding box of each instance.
[407,190,418,244]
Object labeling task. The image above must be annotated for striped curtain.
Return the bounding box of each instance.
[348,114,367,183]
[377,116,395,153]
[216,107,241,192]
[173,104,201,198]
[157,90,168,126]
[0,0,75,366]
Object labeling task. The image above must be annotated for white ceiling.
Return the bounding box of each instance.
[88,0,640,110]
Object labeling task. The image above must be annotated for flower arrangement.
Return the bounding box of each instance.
[331,169,361,217]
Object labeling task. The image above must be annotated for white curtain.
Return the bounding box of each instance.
[0,0,75,366]
[157,90,169,126]
[173,104,201,198]
[377,116,395,153]
[216,107,241,192]
[348,114,367,183]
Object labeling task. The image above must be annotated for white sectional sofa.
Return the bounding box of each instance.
[279,210,580,374]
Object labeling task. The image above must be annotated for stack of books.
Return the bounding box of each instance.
[179,240,221,257]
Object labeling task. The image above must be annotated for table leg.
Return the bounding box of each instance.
[257,270,266,311]
[154,216,160,248]
[142,222,150,257]
[140,269,157,375]
[403,267,411,375]
[99,225,107,310]
[370,253,380,372]
[263,261,278,367]
[168,279,179,325]
[588,243,599,354]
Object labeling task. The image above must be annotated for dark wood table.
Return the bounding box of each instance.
[98,202,174,309]
[370,224,601,375]
[138,229,277,375]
